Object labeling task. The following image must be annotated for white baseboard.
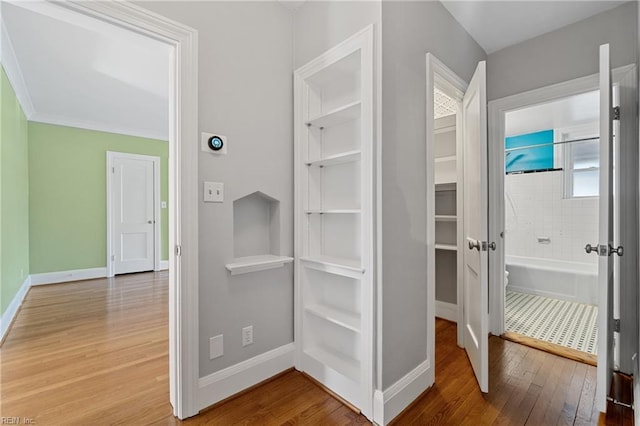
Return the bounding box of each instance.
[435,301,458,323]
[198,343,295,410]
[373,359,431,425]
[1,275,31,342]
[30,267,107,286]
[159,260,169,271]
[506,284,577,303]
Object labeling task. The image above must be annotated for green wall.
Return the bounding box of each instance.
[28,122,169,274]
[1,66,30,314]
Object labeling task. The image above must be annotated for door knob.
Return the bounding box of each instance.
[468,239,480,251]
[585,243,599,254]
[609,244,623,256]
[488,242,496,251]
[148,220,154,224]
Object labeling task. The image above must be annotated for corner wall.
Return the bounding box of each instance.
[0,66,29,316]
[27,122,169,274]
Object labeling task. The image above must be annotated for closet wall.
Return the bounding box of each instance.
[379,1,485,389]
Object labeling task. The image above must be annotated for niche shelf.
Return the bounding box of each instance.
[294,25,373,415]
[226,191,292,275]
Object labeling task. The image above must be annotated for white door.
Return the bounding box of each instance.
[462,61,489,392]
[110,154,157,275]
[595,43,616,413]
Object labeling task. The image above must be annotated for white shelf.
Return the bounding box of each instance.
[305,305,360,333]
[435,244,457,251]
[435,182,456,192]
[434,125,456,134]
[306,150,361,167]
[305,346,360,381]
[435,155,456,163]
[306,101,361,128]
[301,256,364,278]
[225,255,293,275]
[435,215,457,222]
[305,209,360,214]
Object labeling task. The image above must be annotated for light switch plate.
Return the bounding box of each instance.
[204,182,224,203]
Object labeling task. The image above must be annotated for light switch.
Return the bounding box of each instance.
[204,181,224,203]
[209,334,223,359]
[161,201,167,209]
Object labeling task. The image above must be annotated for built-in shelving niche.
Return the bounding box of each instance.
[294,25,374,416]
[226,191,292,275]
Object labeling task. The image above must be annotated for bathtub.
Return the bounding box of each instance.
[505,255,598,305]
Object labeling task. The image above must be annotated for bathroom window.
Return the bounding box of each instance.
[563,137,599,198]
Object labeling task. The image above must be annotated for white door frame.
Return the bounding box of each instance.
[425,53,468,385]
[487,64,636,339]
[106,151,161,277]
[55,1,200,419]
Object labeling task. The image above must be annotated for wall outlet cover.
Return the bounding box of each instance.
[242,325,253,347]
[209,334,223,359]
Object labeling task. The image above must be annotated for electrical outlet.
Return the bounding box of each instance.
[242,326,253,347]
[209,334,223,359]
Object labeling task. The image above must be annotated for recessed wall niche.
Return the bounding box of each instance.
[226,191,292,275]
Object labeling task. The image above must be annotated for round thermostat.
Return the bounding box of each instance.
[208,135,224,151]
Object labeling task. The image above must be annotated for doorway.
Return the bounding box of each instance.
[500,91,600,365]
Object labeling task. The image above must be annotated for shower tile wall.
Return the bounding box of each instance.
[505,170,598,264]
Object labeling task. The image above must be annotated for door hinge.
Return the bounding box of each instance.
[175,245,182,257]
[613,106,620,121]
[613,318,620,333]
[111,255,115,261]
[112,167,115,173]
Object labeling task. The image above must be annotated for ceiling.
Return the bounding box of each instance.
[1,1,171,141]
[505,90,599,137]
[440,1,628,54]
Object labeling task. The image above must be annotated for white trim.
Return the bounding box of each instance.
[372,359,431,425]
[30,267,107,286]
[57,1,200,419]
[29,112,168,142]
[0,276,31,343]
[106,151,161,277]
[160,260,169,270]
[198,343,295,409]
[0,16,36,117]
[435,301,458,323]
[425,53,468,388]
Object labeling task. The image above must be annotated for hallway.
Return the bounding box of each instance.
[0,273,608,424]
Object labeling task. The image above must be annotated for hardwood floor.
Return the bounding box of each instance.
[0,274,621,425]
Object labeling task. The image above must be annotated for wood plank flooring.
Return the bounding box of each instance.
[0,273,623,425]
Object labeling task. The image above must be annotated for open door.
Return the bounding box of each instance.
[595,43,616,413]
[462,61,489,392]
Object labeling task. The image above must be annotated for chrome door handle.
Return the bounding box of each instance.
[488,242,496,251]
[609,245,623,256]
[585,243,599,254]
[468,239,480,251]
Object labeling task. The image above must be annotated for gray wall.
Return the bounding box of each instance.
[487,1,637,101]
[293,1,381,68]
[137,1,294,377]
[380,1,485,388]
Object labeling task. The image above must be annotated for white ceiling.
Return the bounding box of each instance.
[441,1,628,54]
[1,1,171,141]
[505,90,599,137]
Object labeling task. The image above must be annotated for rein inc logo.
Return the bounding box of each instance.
[1,418,34,424]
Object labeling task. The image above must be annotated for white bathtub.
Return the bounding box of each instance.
[505,255,598,305]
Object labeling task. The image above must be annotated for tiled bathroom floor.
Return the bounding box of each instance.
[505,291,598,355]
